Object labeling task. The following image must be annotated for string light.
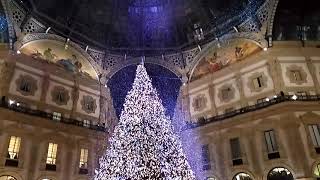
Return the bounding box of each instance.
[95,64,195,179]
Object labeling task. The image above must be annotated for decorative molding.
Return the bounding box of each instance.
[266,0,280,36]
[217,84,236,103]
[1,0,17,41]
[15,74,38,96]
[285,65,308,85]
[238,17,261,33]
[22,17,46,34]
[192,94,208,112]
[81,95,97,114]
[106,55,183,80]
[7,0,26,28]
[247,72,268,93]
[51,86,70,106]
[5,0,275,84]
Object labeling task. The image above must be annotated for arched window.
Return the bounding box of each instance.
[0,176,17,180]
[314,163,320,178]
[232,173,253,180]
[267,167,294,180]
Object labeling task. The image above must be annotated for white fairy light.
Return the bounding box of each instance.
[94,64,195,180]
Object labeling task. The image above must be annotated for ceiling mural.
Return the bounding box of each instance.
[19,40,98,79]
[191,39,261,81]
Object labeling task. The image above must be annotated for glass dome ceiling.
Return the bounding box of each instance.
[22,0,265,55]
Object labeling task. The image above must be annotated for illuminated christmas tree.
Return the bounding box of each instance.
[94,63,195,180]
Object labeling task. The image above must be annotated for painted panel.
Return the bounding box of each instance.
[189,89,212,116]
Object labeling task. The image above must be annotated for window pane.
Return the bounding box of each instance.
[292,70,302,81]
[253,78,260,89]
[46,143,58,164]
[314,163,320,177]
[80,148,89,168]
[309,125,320,147]
[8,136,21,159]
[230,138,241,159]
[264,130,278,153]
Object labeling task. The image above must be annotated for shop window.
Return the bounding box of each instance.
[264,130,280,159]
[314,163,320,178]
[232,173,253,180]
[267,167,294,180]
[230,138,243,166]
[0,176,17,180]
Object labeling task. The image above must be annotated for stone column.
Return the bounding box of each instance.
[64,141,76,180]
[210,133,228,179]
[208,84,218,116]
[243,130,264,180]
[38,72,50,110]
[279,114,311,178]
[27,137,41,180]
[235,72,248,107]
[0,56,16,98]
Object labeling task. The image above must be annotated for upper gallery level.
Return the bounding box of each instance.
[0,46,115,132]
[183,41,320,123]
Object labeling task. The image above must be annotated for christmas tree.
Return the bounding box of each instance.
[94,64,195,180]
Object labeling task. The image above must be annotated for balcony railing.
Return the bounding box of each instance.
[186,95,320,129]
[0,99,107,132]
